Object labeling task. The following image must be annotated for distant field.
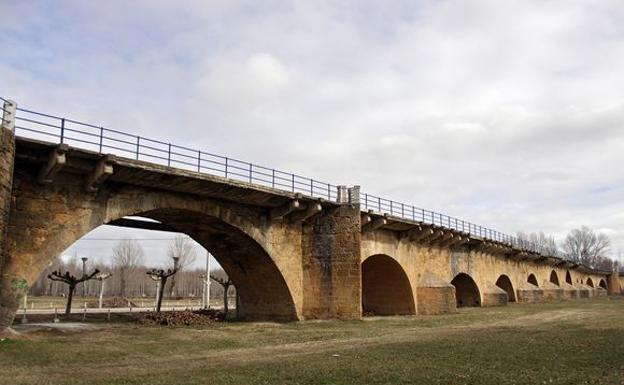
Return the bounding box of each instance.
[20,296,230,310]
[2,297,623,385]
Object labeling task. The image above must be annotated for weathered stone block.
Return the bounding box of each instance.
[416,271,456,315]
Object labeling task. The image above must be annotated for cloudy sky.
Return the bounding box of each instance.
[2,0,623,268]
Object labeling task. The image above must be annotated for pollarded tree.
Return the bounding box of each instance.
[147,262,179,313]
[210,272,234,316]
[47,269,100,314]
[562,226,612,270]
[167,235,197,298]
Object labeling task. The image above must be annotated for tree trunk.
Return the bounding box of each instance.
[169,274,176,298]
[156,277,167,313]
[65,284,75,314]
[223,284,229,315]
[119,273,126,297]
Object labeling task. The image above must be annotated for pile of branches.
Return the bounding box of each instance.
[135,309,224,327]
[87,297,137,308]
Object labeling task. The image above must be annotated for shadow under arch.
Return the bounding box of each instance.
[549,270,560,286]
[599,279,607,289]
[495,274,516,302]
[361,254,415,316]
[451,273,481,308]
[527,273,539,287]
[565,271,572,285]
[586,277,594,288]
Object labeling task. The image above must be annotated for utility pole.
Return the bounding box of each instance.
[205,251,211,308]
[81,257,88,297]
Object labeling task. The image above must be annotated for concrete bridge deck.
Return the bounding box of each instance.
[0,98,621,330]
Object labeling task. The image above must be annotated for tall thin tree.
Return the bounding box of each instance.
[112,239,145,297]
[167,235,197,298]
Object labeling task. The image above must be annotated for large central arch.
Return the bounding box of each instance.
[7,185,300,321]
[451,273,481,307]
[495,275,516,302]
[361,254,415,315]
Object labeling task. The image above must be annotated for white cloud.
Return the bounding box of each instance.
[2,0,624,264]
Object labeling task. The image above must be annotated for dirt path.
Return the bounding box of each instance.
[30,306,613,382]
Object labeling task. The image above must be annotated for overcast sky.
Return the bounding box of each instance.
[2,1,623,269]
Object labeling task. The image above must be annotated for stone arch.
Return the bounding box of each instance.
[451,273,481,308]
[7,187,299,321]
[495,274,516,302]
[549,270,560,286]
[586,277,594,287]
[565,271,572,284]
[599,279,607,289]
[527,273,538,287]
[361,254,415,315]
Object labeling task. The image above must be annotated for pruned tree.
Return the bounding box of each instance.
[516,231,559,256]
[167,235,197,298]
[47,269,100,314]
[210,273,233,315]
[562,226,612,270]
[94,272,113,309]
[112,239,144,297]
[146,262,179,312]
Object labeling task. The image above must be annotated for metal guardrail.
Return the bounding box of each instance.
[1,96,547,254]
[1,97,339,201]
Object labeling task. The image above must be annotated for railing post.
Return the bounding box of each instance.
[225,157,228,178]
[99,127,104,153]
[291,174,295,192]
[60,118,65,143]
[249,164,253,183]
[310,179,313,196]
[197,151,201,172]
[272,169,275,188]
[136,136,140,160]
[167,143,171,166]
[364,193,368,210]
[378,196,381,211]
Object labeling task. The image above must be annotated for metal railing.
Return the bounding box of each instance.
[2,97,338,201]
[1,96,548,254]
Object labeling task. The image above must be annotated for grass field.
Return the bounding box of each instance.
[1,297,623,385]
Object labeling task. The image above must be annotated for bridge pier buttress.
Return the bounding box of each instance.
[0,100,18,331]
[301,190,362,319]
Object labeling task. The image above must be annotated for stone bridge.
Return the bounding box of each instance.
[0,100,621,329]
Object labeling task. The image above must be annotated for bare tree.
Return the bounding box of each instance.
[112,239,144,297]
[167,236,197,298]
[210,271,233,315]
[147,264,178,312]
[517,231,559,256]
[562,226,612,269]
[47,269,100,314]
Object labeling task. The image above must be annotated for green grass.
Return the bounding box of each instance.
[2,298,623,385]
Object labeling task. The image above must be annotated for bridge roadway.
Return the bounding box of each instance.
[0,99,622,331]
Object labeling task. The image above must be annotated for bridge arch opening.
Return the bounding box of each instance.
[19,207,299,321]
[361,254,415,316]
[599,279,607,289]
[565,271,572,285]
[527,274,539,287]
[451,273,481,308]
[495,275,516,302]
[549,270,560,286]
[586,278,594,288]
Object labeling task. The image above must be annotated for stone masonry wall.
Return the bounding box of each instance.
[301,204,361,319]
[0,127,16,329]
